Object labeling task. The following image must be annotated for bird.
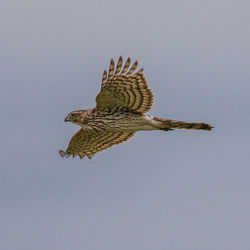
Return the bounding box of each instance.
[59,56,213,159]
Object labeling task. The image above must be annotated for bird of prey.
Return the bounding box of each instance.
[59,56,213,159]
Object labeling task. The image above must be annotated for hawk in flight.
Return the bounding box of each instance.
[60,57,213,159]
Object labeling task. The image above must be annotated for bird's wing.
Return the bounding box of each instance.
[95,56,154,113]
[59,129,135,159]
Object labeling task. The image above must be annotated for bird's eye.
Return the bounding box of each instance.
[69,114,77,120]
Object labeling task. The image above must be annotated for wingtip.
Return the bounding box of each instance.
[137,67,144,73]
[110,58,114,65]
[126,57,131,64]
[59,150,67,158]
[118,55,123,62]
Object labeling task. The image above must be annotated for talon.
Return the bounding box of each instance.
[161,127,174,131]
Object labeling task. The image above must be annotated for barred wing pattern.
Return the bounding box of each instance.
[95,57,154,113]
[59,129,135,159]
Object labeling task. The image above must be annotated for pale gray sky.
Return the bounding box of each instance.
[1,1,250,250]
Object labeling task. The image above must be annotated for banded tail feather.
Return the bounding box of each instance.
[152,117,213,131]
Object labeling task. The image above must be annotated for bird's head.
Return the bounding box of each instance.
[64,110,87,125]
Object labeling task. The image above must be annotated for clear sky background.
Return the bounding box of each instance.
[1,1,250,249]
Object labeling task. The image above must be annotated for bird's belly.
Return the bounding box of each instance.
[99,115,157,132]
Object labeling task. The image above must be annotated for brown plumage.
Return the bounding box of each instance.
[59,56,213,159]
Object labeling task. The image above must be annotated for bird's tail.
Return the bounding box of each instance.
[153,117,213,131]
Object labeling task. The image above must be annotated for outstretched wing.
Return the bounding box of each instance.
[95,56,154,113]
[59,129,135,159]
